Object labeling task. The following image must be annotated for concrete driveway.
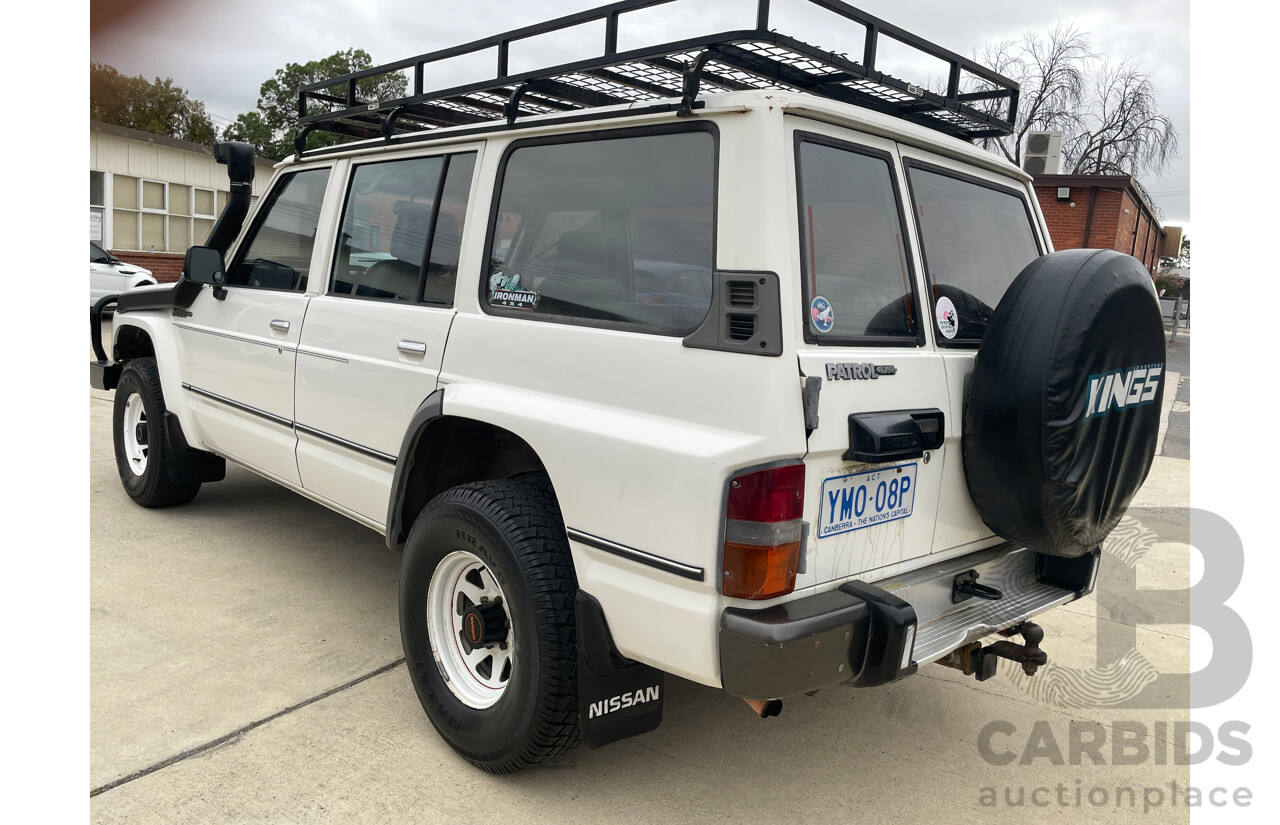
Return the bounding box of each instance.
[89,355,1193,823]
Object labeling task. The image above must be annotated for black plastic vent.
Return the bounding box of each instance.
[728,315,756,341]
[728,281,757,307]
[683,270,783,357]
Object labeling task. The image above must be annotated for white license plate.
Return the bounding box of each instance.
[818,463,918,539]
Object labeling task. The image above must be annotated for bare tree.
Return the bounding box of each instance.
[970,25,1091,167]
[969,28,1178,183]
[1065,59,1178,177]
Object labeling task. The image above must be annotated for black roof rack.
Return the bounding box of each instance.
[295,0,1018,157]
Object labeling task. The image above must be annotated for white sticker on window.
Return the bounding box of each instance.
[935,296,958,339]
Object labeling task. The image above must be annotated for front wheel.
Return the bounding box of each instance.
[112,357,201,508]
[399,480,579,773]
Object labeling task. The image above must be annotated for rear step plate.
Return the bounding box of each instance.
[871,544,1080,665]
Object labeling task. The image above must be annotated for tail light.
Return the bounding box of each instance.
[721,463,804,599]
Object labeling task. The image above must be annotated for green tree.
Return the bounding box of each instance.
[1153,268,1185,298]
[224,48,407,160]
[90,64,217,144]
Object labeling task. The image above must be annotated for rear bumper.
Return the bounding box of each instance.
[719,581,917,700]
[718,543,1097,700]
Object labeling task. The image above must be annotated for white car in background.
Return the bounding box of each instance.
[90,241,155,306]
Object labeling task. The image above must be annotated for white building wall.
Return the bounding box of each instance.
[91,131,272,193]
[91,129,273,252]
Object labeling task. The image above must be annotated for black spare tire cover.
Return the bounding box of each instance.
[962,249,1166,558]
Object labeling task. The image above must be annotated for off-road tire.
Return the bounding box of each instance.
[399,480,579,773]
[112,357,201,508]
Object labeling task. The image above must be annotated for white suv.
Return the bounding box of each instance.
[90,241,154,306]
[90,0,1167,774]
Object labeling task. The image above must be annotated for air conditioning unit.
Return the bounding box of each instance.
[1023,131,1064,175]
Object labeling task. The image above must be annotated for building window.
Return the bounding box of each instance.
[90,171,105,243]
[193,187,217,247]
[169,184,191,250]
[101,173,228,252]
[113,174,138,249]
[140,179,168,252]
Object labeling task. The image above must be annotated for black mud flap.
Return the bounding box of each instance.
[164,412,226,483]
[576,591,664,749]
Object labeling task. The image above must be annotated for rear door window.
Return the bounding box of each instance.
[485,126,716,334]
[796,136,920,344]
[332,152,476,306]
[905,163,1042,343]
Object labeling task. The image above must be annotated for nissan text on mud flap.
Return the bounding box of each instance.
[88,0,1166,773]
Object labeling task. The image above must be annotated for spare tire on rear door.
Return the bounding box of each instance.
[962,249,1166,558]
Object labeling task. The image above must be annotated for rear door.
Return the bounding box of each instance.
[293,147,480,525]
[896,148,1047,554]
[788,122,949,588]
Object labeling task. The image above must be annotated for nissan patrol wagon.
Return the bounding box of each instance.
[90,0,1166,773]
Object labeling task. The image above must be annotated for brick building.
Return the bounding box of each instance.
[1032,174,1172,274]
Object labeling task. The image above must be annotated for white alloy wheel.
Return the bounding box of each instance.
[427,550,515,709]
[122,392,149,476]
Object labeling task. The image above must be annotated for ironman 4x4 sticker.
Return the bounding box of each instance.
[1085,364,1163,419]
[489,272,540,309]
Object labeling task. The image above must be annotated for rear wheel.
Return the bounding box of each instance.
[399,480,579,773]
[112,358,201,507]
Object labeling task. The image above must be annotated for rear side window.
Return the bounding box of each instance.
[332,152,476,306]
[797,138,919,344]
[906,164,1042,343]
[485,127,715,334]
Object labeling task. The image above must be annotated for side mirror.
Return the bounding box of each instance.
[184,245,227,286]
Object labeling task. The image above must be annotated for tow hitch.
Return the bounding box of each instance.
[937,621,1047,682]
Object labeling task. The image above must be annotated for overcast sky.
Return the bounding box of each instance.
[90,0,1190,228]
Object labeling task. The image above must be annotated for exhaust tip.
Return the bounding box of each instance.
[744,698,783,718]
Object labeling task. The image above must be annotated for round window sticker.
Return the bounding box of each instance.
[810,296,834,334]
[935,296,959,340]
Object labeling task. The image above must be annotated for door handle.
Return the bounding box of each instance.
[270,319,290,333]
[398,340,427,356]
[842,408,945,463]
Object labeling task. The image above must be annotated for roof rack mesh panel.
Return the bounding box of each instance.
[295,0,1018,156]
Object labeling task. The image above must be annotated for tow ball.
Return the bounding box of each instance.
[937,621,1048,682]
